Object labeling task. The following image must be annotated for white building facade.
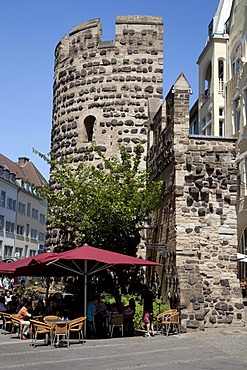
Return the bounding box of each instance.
[0,155,47,261]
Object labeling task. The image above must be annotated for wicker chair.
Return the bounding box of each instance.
[0,312,12,334]
[52,321,69,348]
[160,311,180,336]
[10,316,23,339]
[30,319,52,347]
[156,309,177,333]
[110,314,124,337]
[68,316,86,345]
[43,315,61,324]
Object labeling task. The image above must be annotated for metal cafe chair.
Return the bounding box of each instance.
[110,314,124,337]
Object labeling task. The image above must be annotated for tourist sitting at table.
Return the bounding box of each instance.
[5,290,12,306]
[114,295,125,313]
[86,296,99,338]
[46,298,61,316]
[33,299,46,316]
[15,297,28,313]
[123,298,136,336]
[16,300,32,340]
[0,296,6,312]
[6,295,19,314]
[94,294,107,338]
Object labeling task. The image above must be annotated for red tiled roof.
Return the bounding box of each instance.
[0,153,47,187]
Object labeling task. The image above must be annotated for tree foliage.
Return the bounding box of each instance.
[33,143,163,255]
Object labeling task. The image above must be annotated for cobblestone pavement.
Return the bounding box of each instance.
[0,323,247,370]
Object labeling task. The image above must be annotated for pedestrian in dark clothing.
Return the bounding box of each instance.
[141,285,155,337]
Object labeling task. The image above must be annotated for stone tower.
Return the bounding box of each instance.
[51,17,163,167]
[148,73,244,330]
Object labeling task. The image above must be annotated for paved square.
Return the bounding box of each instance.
[0,325,247,370]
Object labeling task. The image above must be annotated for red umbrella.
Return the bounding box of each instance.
[0,261,15,274]
[0,252,59,275]
[44,245,162,319]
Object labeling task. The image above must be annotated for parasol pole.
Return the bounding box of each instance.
[84,259,87,338]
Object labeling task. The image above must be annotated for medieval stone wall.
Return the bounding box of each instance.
[51,16,163,168]
[148,73,245,330]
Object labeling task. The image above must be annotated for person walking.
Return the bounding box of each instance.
[141,285,155,338]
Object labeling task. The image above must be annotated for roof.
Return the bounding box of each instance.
[206,0,233,43]
[0,153,47,187]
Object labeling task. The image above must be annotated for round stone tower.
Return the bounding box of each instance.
[51,16,163,167]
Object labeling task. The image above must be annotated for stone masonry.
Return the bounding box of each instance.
[51,17,163,168]
[148,73,245,330]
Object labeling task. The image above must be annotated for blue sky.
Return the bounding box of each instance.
[0,0,219,179]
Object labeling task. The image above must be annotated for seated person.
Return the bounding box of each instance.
[6,295,19,314]
[5,290,12,306]
[16,300,32,339]
[123,298,136,336]
[114,295,125,313]
[94,295,107,338]
[33,299,46,316]
[0,296,6,312]
[86,297,99,338]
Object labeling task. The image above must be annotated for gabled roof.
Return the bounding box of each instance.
[0,153,47,187]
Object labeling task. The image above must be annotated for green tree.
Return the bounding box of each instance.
[33,143,163,255]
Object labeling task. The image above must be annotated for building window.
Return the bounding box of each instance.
[38,232,45,242]
[4,170,10,180]
[0,215,4,231]
[26,223,30,237]
[201,112,212,136]
[31,229,37,239]
[6,221,14,233]
[219,107,225,136]
[233,98,241,133]
[244,90,247,127]
[203,62,212,97]
[239,227,247,279]
[218,60,224,93]
[18,202,26,215]
[219,120,224,136]
[27,203,31,217]
[7,197,16,211]
[39,214,46,225]
[32,208,39,220]
[30,249,36,257]
[17,225,24,235]
[24,245,28,258]
[4,246,13,258]
[190,118,198,135]
[84,115,96,142]
[0,191,6,207]
[14,248,22,259]
[232,44,241,75]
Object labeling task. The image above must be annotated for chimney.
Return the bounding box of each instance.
[18,157,29,166]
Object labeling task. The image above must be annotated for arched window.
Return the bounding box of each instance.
[84,115,96,142]
[204,62,212,97]
[218,60,224,93]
